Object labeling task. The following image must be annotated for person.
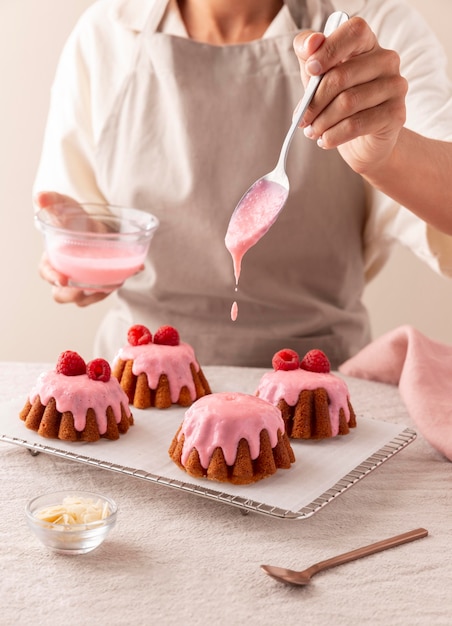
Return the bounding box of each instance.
[34,0,452,368]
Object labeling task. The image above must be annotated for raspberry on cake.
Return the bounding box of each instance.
[112,324,211,409]
[256,349,357,440]
[300,349,331,374]
[168,392,295,485]
[127,324,152,346]
[272,348,300,371]
[19,352,133,442]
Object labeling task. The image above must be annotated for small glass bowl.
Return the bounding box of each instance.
[25,490,118,555]
[35,203,159,291]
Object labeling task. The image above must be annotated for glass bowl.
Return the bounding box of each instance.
[35,203,159,291]
[25,490,118,555]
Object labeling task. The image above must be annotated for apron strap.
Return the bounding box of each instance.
[284,0,335,31]
[284,0,308,28]
[144,0,171,34]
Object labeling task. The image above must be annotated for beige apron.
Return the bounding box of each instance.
[94,0,370,368]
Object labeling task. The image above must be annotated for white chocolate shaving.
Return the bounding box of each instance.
[34,495,111,526]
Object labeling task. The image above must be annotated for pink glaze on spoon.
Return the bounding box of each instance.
[225,178,288,285]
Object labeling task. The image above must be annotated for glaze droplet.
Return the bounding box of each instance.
[231,301,238,322]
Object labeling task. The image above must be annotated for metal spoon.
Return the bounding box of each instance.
[225,11,349,285]
[261,528,428,586]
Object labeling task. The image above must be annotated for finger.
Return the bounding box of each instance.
[293,31,325,86]
[303,67,407,145]
[38,253,69,287]
[319,100,403,153]
[75,292,112,307]
[33,191,79,212]
[293,31,324,59]
[294,17,376,77]
[51,284,112,307]
[293,30,321,79]
[39,253,113,305]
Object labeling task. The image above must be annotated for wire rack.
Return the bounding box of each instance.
[1,427,416,519]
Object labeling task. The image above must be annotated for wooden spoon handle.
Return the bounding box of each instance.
[311,528,428,575]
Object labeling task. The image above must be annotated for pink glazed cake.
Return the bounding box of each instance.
[20,351,133,442]
[112,324,211,409]
[168,392,295,485]
[256,348,356,440]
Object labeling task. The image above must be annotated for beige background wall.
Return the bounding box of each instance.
[1,0,451,362]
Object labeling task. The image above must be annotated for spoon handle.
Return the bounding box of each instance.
[276,11,349,170]
[309,528,428,576]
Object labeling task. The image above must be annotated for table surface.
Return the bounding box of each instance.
[0,362,451,626]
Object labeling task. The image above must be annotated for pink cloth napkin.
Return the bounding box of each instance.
[339,325,452,461]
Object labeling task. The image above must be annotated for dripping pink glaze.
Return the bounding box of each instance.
[178,392,284,468]
[256,369,351,437]
[231,301,238,322]
[114,341,200,403]
[225,178,288,284]
[29,371,131,434]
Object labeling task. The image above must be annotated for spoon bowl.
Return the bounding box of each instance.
[261,528,428,586]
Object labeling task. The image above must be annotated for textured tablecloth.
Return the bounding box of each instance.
[0,362,451,626]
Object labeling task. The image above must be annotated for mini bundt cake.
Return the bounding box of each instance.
[112,324,211,409]
[256,349,356,440]
[168,392,295,485]
[20,351,133,442]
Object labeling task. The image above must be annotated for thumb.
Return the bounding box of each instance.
[33,191,79,212]
[293,31,325,85]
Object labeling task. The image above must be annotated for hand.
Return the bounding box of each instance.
[293,17,408,177]
[34,191,113,307]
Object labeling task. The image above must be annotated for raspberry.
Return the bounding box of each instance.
[154,325,180,346]
[127,324,152,346]
[56,350,86,376]
[86,358,111,382]
[300,349,331,373]
[272,349,300,371]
